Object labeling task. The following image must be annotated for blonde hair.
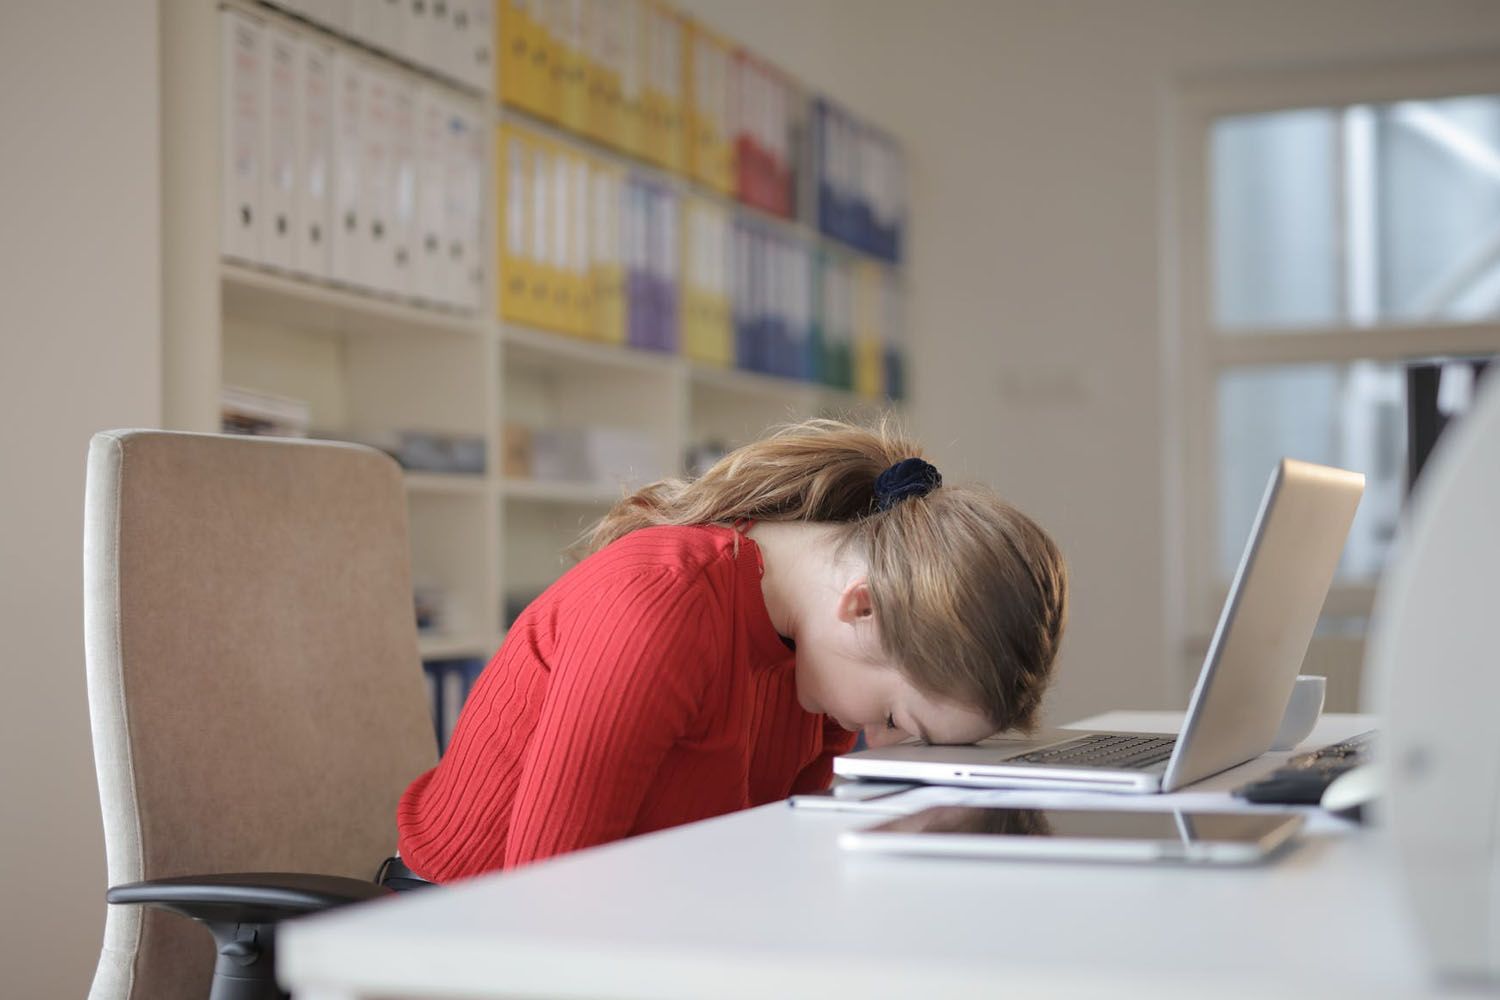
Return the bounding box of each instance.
[584,417,1068,732]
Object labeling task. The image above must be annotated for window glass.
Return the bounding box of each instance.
[1217,362,1405,581]
[1377,96,1500,322]
[1211,95,1500,330]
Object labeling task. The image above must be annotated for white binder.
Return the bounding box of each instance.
[549,144,570,317]
[388,76,419,299]
[415,87,451,306]
[568,153,589,323]
[345,1,377,50]
[351,0,402,56]
[790,240,811,379]
[294,37,334,281]
[531,142,553,312]
[220,9,264,265]
[655,187,679,346]
[395,0,434,72]
[330,49,364,289]
[261,25,300,273]
[457,0,496,94]
[375,0,405,56]
[360,63,395,293]
[313,0,351,35]
[763,233,783,372]
[450,103,484,311]
[440,103,470,309]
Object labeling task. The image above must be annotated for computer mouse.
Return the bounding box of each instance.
[1320,763,1382,822]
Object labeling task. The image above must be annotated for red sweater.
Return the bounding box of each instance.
[396,524,856,880]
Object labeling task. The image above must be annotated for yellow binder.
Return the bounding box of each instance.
[681,196,731,366]
[564,146,593,337]
[658,3,686,175]
[684,20,732,195]
[496,0,530,111]
[594,0,626,149]
[638,0,664,167]
[590,159,627,345]
[535,0,564,122]
[502,0,551,118]
[527,131,560,328]
[618,0,645,159]
[498,125,540,327]
[582,0,611,145]
[558,0,588,133]
[543,137,575,333]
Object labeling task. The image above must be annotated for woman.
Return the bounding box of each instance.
[395,418,1068,880]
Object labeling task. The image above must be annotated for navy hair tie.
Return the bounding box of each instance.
[873,458,942,512]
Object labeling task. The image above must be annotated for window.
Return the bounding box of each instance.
[1168,58,1500,704]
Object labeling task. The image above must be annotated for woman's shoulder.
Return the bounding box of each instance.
[590,523,741,577]
[525,524,741,640]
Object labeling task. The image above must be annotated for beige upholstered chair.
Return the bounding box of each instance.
[83,430,440,1000]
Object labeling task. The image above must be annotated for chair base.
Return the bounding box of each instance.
[205,921,284,1000]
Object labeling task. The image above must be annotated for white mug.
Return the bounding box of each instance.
[1270,675,1327,751]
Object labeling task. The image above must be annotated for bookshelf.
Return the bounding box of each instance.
[162,0,906,668]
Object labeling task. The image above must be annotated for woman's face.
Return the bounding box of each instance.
[792,576,997,747]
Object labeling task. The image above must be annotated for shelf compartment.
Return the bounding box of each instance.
[417,632,500,660]
[502,323,679,377]
[502,478,628,506]
[222,261,487,341]
[404,472,492,496]
[687,362,826,403]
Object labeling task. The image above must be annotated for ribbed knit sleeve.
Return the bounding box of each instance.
[789,719,860,794]
[502,564,723,867]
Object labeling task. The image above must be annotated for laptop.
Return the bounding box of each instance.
[834,458,1364,794]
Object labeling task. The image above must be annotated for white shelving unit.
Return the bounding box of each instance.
[163,0,902,666]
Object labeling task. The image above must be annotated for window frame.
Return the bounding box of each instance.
[1164,54,1500,696]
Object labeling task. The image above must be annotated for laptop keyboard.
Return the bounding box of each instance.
[1013,734,1177,770]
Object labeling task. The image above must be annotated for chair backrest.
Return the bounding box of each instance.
[84,430,440,1000]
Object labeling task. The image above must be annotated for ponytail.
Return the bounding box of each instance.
[583,416,920,553]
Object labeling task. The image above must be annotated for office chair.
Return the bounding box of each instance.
[83,430,440,1000]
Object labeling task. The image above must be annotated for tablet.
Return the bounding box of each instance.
[838,806,1304,865]
[788,782,918,812]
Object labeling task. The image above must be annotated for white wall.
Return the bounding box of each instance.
[677,0,1500,725]
[0,3,161,997]
[5,1,1500,993]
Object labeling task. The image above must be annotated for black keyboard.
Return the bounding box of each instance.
[1233,730,1378,805]
[1013,734,1177,770]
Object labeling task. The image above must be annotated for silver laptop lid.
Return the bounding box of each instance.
[1160,459,1363,791]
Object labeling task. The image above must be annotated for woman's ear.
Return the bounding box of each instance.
[835,577,875,625]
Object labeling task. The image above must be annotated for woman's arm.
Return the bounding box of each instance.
[787,719,860,795]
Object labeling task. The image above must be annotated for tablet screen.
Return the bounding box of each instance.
[844,806,1306,864]
[870,806,1295,844]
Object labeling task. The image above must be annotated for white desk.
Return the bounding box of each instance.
[280,712,1440,999]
